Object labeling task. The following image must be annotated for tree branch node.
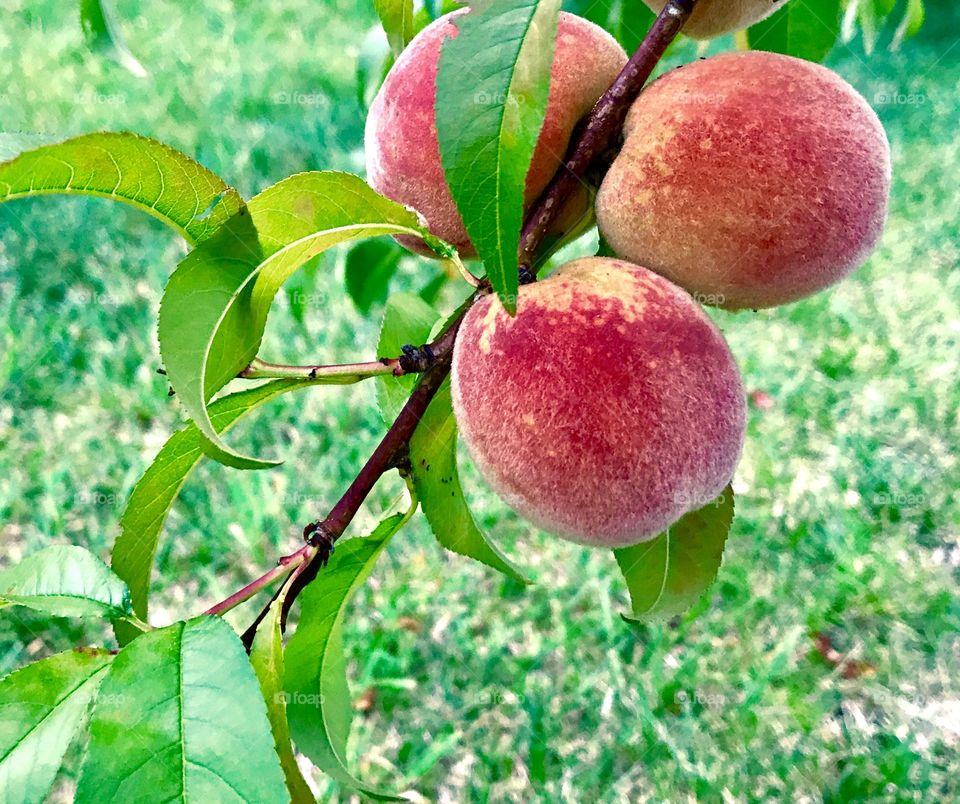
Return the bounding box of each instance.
[399,343,436,373]
[302,521,336,567]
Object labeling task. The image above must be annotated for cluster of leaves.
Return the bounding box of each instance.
[1,0,925,799]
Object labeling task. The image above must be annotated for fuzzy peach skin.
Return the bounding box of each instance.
[595,51,892,310]
[365,10,627,257]
[643,0,791,40]
[451,257,746,548]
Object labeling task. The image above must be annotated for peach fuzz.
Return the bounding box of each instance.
[451,257,746,548]
[365,10,627,257]
[595,51,892,310]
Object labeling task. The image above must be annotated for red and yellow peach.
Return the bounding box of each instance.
[595,51,892,309]
[365,10,627,256]
[451,257,746,548]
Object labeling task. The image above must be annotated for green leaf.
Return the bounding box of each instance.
[250,591,315,804]
[0,132,243,245]
[564,0,656,52]
[77,617,287,803]
[285,517,410,800]
[0,545,132,620]
[892,0,924,47]
[410,382,529,582]
[79,0,148,77]
[158,171,446,469]
[345,238,403,313]
[436,0,562,313]
[374,0,415,56]
[614,486,735,623]
[111,379,322,646]
[375,292,441,423]
[747,0,842,63]
[0,649,112,804]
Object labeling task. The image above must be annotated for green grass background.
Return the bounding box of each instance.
[1,0,958,800]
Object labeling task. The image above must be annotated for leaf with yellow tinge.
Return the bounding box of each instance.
[374,0,415,56]
[614,486,734,622]
[158,171,451,469]
[111,379,325,646]
[285,517,411,800]
[0,132,242,245]
[0,649,112,804]
[77,618,287,803]
[410,381,529,583]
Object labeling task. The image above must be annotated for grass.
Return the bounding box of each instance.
[1,0,958,800]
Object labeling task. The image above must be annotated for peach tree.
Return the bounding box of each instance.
[0,0,914,799]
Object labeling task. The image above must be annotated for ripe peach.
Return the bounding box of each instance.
[451,257,746,548]
[643,0,790,40]
[595,51,891,310]
[365,10,627,257]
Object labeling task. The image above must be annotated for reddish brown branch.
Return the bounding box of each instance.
[233,3,698,649]
[238,307,468,649]
[517,0,697,270]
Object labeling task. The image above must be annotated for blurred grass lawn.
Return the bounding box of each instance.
[1,0,958,800]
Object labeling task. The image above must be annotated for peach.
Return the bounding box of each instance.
[365,10,627,257]
[451,257,746,548]
[643,0,790,40]
[595,51,891,310]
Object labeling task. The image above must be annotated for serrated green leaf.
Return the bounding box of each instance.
[747,0,842,63]
[285,516,411,801]
[0,649,112,804]
[410,381,529,582]
[159,171,445,469]
[436,0,562,313]
[0,545,132,620]
[374,0,415,56]
[345,238,404,313]
[0,132,242,245]
[111,379,323,646]
[250,595,315,804]
[77,617,287,803]
[375,292,441,423]
[614,486,735,623]
[79,0,148,77]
